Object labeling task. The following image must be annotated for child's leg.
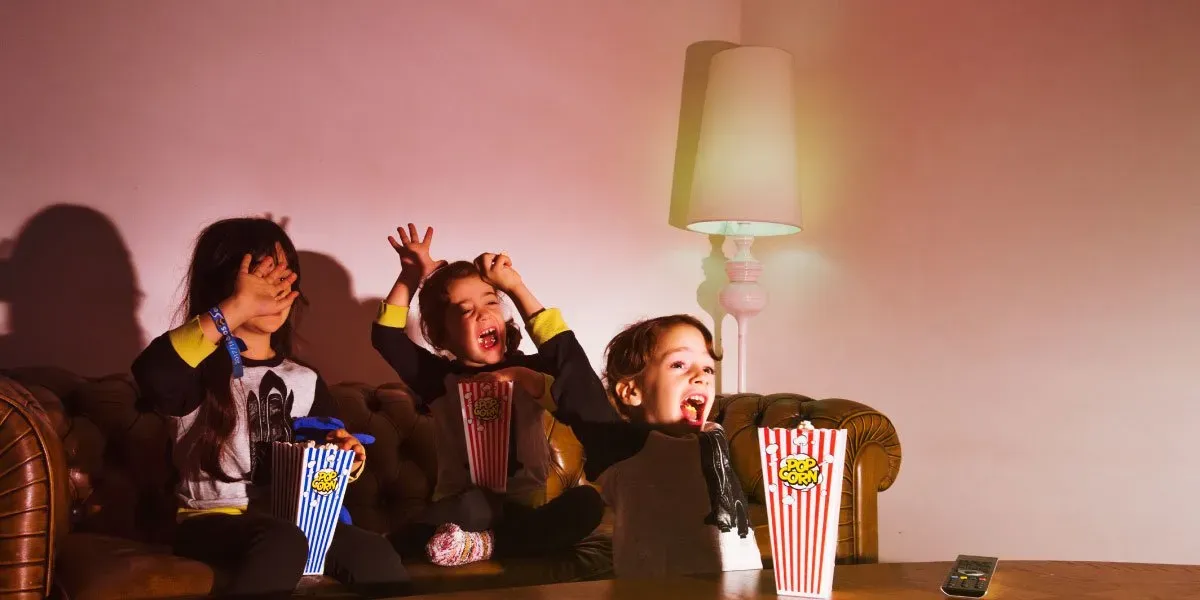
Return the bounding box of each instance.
[390,522,438,558]
[420,486,503,531]
[493,485,606,558]
[173,513,308,598]
[324,523,411,597]
[388,487,502,560]
[424,485,605,565]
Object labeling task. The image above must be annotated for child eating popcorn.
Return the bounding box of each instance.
[572,314,763,578]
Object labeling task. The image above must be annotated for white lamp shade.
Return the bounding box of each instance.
[686,46,802,237]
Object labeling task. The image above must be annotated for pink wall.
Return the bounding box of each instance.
[3,0,1198,566]
[0,0,739,382]
[743,0,1200,564]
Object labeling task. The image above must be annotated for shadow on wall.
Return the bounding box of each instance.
[668,40,738,389]
[667,39,739,232]
[0,204,144,376]
[294,250,397,386]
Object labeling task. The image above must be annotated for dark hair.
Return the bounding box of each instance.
[182,217,304,482]
[417,261,522,356]
[602,314,721,419]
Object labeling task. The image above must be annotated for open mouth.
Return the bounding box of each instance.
[681,395,707,426]
[477,327,499,351]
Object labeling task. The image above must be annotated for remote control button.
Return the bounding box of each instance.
[957,569,986,577]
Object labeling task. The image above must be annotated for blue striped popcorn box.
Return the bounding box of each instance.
[271,441,356,575]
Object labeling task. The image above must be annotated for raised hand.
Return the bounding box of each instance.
[474,252,523,294]
[389,224,446,283]
[474,251,545,322]
[260,212,290,232]
[230,242,299,321]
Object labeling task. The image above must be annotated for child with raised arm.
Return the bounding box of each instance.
[131,217,408,598]
[571,314,763,578]
[372,224,613,566]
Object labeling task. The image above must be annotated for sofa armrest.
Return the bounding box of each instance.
[0,375,72,599]
[713,393,902,564]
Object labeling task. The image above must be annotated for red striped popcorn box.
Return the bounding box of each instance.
[458,379,514,493]
[271,441,357,575]
[758,426,848,598]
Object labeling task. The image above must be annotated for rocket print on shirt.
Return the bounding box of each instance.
[246,369,295,485]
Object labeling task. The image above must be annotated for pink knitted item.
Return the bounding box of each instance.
[425,523,494,566]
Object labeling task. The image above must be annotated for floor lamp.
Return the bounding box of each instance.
[685,46,803,394]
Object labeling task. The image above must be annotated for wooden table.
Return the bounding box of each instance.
[396,562,1200,599]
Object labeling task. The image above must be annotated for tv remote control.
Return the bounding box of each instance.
[941,555,998,598]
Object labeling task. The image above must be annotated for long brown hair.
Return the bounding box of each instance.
[181,218,304,482]
[602,314,721,419]
[416,261,522,357]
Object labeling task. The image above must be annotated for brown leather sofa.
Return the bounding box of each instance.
[0,367,901,599]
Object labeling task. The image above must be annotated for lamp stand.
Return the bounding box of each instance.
[718,235,766,393]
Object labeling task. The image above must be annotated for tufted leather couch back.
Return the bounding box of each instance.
[711,392,903,562]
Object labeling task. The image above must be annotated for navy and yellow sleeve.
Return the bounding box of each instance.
[131,317,218,417]
[523,309,622,428]
[370,302,452,406]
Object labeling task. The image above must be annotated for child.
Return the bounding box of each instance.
[131,217,408,598]
[571,314,763,578]
[372,224,614,566]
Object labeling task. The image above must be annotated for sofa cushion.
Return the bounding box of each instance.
[55,533,213,600]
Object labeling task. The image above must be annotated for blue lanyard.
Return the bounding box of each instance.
[208,306,244,378]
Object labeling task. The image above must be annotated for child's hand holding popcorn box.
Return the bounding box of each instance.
[271,440,357,575]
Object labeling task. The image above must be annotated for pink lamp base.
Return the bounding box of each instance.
[718,235,767,393]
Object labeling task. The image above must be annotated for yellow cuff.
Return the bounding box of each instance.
[168,317,219,368]
[376,302,408,328]
[177,506,245,522]
[528,308,568,346]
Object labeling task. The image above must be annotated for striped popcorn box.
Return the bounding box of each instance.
[271,441,357,576]
[458,379,513,493]
[758,426,848,598]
